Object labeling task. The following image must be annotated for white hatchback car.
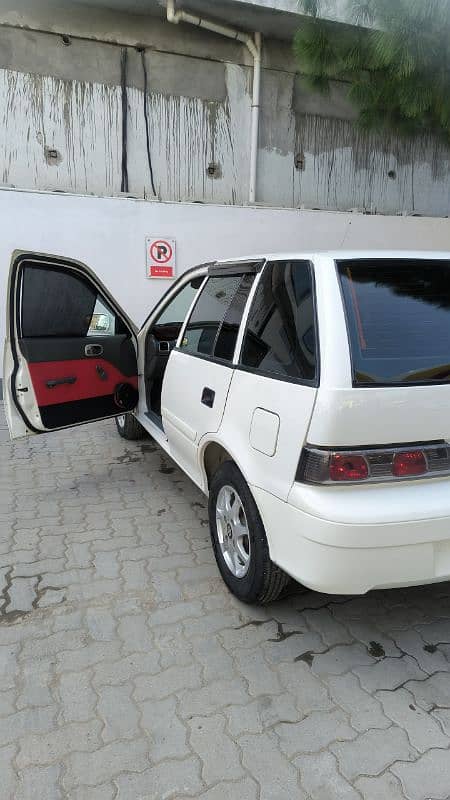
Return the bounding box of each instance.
[5,250,450,603]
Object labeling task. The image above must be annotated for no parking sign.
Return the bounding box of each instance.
[146,236,176,279]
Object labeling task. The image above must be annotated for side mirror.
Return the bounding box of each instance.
[91,313,110,333]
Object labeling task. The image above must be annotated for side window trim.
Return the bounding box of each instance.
[236,259,320,387]
[232,264,266,364]
[176,275,209,347]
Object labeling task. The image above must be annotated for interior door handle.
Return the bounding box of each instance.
[201,387,215,408]
[46,377,77,388]
[85,344,103,357]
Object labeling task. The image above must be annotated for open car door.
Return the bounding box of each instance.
[4,251,139,440]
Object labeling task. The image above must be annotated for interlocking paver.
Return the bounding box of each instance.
[63,738,150,791]
[233,648,283,696]
[355,771,408,800]
[277,662,334,714]
[276,708,357,757]
[6,576,37,613]
[331,727,417,780]
[405,671,450,710]
[312,643,376,676]
[327,673,391,732]
[353,655,427,692]
[225,693,301,736]
[16,720,102,768]
[179,778,259,800]
[239,731,304,800]
[189,713,245,784]
[134,663,202,702]
[17,658,54,709]
[2,408,450,799]
[58,669,97,723]
[0,706,56,748]
[0,744,18,799]
[98,683,140,742]
[16,764,62,800]
[391,749,450,800]
[295,751,361,800]
[393,629,449,672]
[114,756,204,799]
[376,687,449,751]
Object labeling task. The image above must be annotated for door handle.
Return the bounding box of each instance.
[85,343,103,357]
[46,377,77,389]
[201,387,215,408]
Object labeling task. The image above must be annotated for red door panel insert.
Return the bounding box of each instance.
[28,359,138,406]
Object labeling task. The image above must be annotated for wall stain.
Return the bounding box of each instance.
[1,62,450,215]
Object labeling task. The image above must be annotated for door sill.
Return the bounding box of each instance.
[145,410,164,431]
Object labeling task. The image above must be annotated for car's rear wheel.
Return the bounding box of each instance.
[115,413,147,440]
[208,461,290,604]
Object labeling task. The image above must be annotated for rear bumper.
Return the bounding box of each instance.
[251,484,450,595]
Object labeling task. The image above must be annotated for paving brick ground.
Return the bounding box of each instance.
[1,407,450,799]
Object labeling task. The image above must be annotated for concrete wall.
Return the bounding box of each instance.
[0,7,450,215]
[2,188,450,344]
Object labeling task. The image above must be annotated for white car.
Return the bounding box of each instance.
[5,250,450,603]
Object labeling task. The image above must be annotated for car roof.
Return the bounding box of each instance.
[215,250,450,265]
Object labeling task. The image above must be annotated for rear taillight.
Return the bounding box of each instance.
[329,454,368,482]
[297,443,447,485]
[392,450,427,477]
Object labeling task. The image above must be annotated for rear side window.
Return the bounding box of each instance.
[181,273,255,362]
[338,259,450,386]
[240,260,317,382]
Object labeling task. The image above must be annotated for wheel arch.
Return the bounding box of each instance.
[200,438,249,495]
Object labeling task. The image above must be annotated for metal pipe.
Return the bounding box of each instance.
[166,0,261,204]
[249,31,261,204]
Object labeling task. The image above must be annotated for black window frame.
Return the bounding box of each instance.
[174,264,262,367]
[236,259,320,388]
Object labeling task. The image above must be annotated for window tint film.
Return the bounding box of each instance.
[338,259,450,385]
[181,273,255,361]
[21,265,97,338]
[240,261,317,381]
[154,277,203,327]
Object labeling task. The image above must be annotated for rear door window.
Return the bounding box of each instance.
[181,273,255,362]
[338,258,450,385]
[240,260,317,382]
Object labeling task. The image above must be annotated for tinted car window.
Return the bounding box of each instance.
[182,273,255,361]
[338,259,450,385]
[22,265,97,338]
[214,274,255,361]
[240,260,317,382]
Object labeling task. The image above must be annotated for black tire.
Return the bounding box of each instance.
[208,461,291,604]
[115,413,147,441]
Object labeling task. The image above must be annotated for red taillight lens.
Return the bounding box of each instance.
[329,453,369,482]
[392,450,426,477]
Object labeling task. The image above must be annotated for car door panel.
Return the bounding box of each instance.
[162,349,233,484]
[21,335,137,412]
[5,251,138,438]
[161,268,260,486]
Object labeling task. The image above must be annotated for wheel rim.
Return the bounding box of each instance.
[216,485,251,578]
[117,415,126,427]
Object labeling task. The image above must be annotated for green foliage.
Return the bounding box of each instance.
[294,0,450,141]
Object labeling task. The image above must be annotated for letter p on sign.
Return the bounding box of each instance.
[146,236,176,279]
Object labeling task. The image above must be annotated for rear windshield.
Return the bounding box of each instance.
[337,258,450,386]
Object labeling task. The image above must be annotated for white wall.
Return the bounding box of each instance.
[1,187,450,342]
